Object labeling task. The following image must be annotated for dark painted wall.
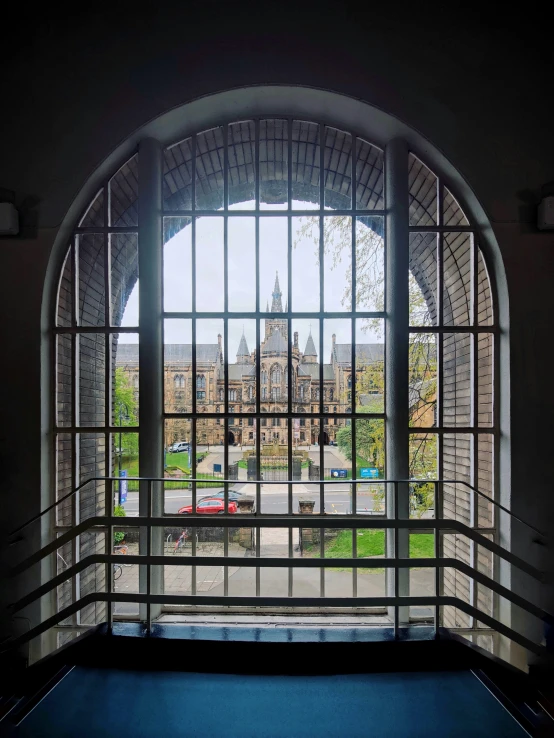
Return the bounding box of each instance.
[1,3,553,638]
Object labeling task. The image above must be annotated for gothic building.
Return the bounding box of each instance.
[116,273,385,447]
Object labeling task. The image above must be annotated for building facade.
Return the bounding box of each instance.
[116,273,386,447]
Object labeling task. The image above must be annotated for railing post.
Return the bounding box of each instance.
[385,138,410,628]
[105,478,113,634]
[434,481,440,638]
[138,137,164,624]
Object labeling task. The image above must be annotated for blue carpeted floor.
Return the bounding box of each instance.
[17,667,527,737]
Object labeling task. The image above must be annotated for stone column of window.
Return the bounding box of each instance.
[385,139,410,626]
[138,137,164,622]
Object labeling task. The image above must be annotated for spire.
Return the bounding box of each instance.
[303,329,317,359]
[271,271,283,312]
[236,330,250,361]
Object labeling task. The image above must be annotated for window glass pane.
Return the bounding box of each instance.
[56,334,73,427]
[324,215,351,311]
[79,334,105,427]
[114,334,139,426]
[164,417,192,511]
[409,333,436,427]
[110,233,138,327]
[56,433,73,526]
[443,186,469,227]
[324,127,352,209]
[195,126,224,210]
[409,433,438,519]
[477,247,494,326]
[196,217,224,312]
[442,434,472,524]
[79,188,104,227]
[111,431,139,512]
[409,153,437,226]
[354,418,385,480]
[228,217,255,311]
[260,119,288,209]
[356,139,384,210]
[477,435,494,528]
[291,120,319,208]
[228,320,256,424]
[260,217,288,313]
[477,333,494,427]
[164,320,192,414]
[57,247,73,327]
[355,319,384,413]
[293,320,320,412]
[78,433,106,521]
[443,232,473,326]
[77,234,105,327]
[356,216,384,312]
[163,138,193,211]
[260,311,289,413]
[228,121,255,208]
[196,319,224,411]
[409,233,437,326]
[109,154,138,227]
[443,333,472,427]
[164,217,192,312]
[292,216,319,311]
[325,319,351,413]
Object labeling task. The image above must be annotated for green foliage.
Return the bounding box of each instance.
[114,367,138,457]
[113,504,126,544]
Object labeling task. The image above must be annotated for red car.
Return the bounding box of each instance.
[178,497,238,515]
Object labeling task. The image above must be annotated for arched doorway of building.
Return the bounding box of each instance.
[318,432,330,446]
[228,431,235,446]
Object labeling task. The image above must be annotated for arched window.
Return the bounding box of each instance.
[53,113,497,644]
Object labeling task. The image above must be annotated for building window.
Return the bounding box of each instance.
[53,117,497,635]
[300,418,306,427]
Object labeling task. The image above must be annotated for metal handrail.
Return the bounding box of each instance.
[5,476,552,661]
[9,476,548,540]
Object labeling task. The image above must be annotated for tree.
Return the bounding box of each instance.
[114,367,138,457]
[296,217,438,515]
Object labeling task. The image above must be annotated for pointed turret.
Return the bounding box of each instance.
[236,331,250,362]
[271,272,283,313]
[302,330,318,364]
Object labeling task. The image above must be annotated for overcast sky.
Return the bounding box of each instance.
[119,201,384,362]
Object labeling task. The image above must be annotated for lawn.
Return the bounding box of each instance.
[305,530,434,571]
[117,453,219,490]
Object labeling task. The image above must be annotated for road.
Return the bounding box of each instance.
[121,486,381,515]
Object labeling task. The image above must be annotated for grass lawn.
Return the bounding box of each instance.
[305,530,434,571]
[117,454,219,490]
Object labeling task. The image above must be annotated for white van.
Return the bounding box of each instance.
[170,441,190,453]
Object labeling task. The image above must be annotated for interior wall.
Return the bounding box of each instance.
[1,4,553,651]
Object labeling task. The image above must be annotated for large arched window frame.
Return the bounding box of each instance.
[51,96,500,647]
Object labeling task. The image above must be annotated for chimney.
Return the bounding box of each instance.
[294,331,299,348]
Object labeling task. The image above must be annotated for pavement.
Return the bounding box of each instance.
[113,535,434,618]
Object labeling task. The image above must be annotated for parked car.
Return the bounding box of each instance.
[178,497,238,514]
[198,490,243,503]
[170,441,190,453]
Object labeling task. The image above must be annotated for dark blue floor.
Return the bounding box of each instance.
[17,667,527,738]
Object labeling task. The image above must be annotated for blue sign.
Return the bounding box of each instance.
[120,469,128,503]
[360,468,379,479]
[213,463,222,473]
[330,468,348,479]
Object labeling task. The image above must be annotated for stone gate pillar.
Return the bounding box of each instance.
[237,497,255,550]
